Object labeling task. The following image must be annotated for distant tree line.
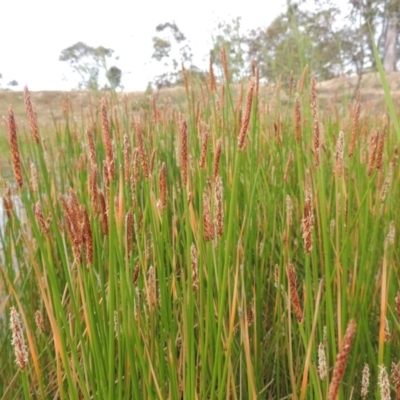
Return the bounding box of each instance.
[58,0,400,91]
[150,0,400,89]
[59,42,122,91]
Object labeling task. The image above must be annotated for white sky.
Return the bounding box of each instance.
[0,0,287,91]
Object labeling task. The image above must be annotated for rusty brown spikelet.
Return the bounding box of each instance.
[113,106,120,141]
[302,170,314,253]
[30,162,38,193]
[82,207,93,266]
[101,98,115,180]
[209,55,217,92]
[311,75,320,167]
[327,319,357,400]
[287,262,303,323]
[7,107,23,188]
[203,191,214,242]
[146,266,157,311]
[10,307,28,370]
[180,118,188,188]
[297,64,308,94]
[238,78,255,151]
[294,93,301,144]
[349,90,361,157]
[34,310,45,334]
[378,365,390,400]
[125,210,133,257]
[24,86,39,143]
[132,263,140,285]
[220,46,229,82]
[361,364,370,397]
[158,162,167,210]
[98,188,109,236]
[335,131,345,178]
[395,293,400,321]
[191,244,199,291]
[123,133,131,184]
[87,126,96,165]
[199,122,209,169]
[89,163,98,214]
[376,117,387,173]
[214,175,224,238]
[132,147,140,185]
[367,129,379,176]
[69,188,83,237]
[284,151,294,182]
[213,138,222,182]
[35,201,50,234]
[288,70,294,95]
[3,184,13,219]
[135,121,149,179]
[391,361,400,399]
[150,148,157,175]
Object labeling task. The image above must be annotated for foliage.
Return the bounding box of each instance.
[210,17,247,82]
[151,21,194,89]
[59,41,121,90]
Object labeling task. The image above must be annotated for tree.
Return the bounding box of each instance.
[245,1,345,82]
[210,17,247,82]
[383,0,400,71]
[106,66,122,89]
[7,80,18,87]
[151,22,193,89]
[59,42,121,90]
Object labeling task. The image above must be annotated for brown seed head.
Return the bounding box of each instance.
[135,121,149,179]
[391,361,400,398]
[367,130,379,177]
[191,244,199,291]
[327,319,357,400]
[123,133,131,184]
[287,262,303,323]
[238,78,255,151]
[180,118,188,188]
[284,151,294,182]
[86,126,96,165]
[220,46,229,82]
[335,131,345,178]
[349,90,361,158]
[378,365,390,400]
[209,55,217,92]
[147,266,157,311]
[98,188,109,236]
[35,201,50,234]
[199,122,209,169]
[213,138,222,182]
[101,98,115,180]
[214,175,224,238]
[294,93,301,144]
[24,86,39,143]
[150,147,157,175]
[10,307,28,370]
[311,75,320,167]
[30,162,38,193]
[7,107,23,188]
[203,191,214,242]
[34,310,45,334]
[159,162,167,210]
[302,170,314,253]
[113,106,120,141]
[82,207,93,266]
[361,364,370,397]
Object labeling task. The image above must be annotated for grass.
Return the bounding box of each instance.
[0,65,399,400]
